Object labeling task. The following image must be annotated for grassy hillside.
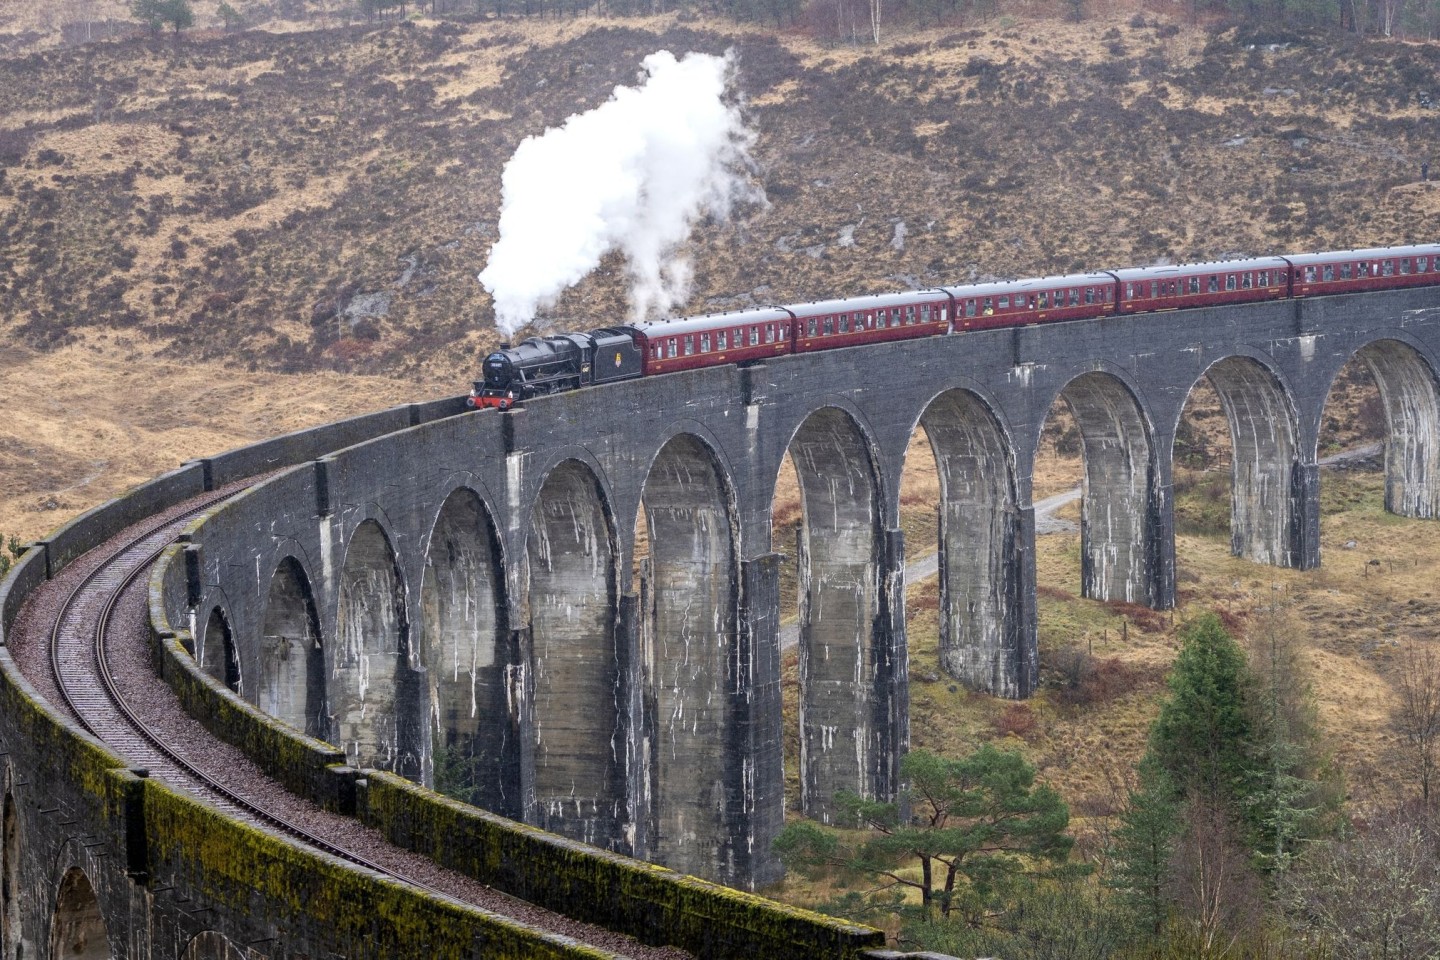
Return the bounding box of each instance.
[1,14,1438,383]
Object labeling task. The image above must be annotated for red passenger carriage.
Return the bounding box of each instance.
[1111,257,1291,314]
[789,290,951,352]
[631,307,794,375]
[942,273,1117,329]
[1284,245,1440,298]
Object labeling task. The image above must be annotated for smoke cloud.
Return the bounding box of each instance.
[478,49,762,336]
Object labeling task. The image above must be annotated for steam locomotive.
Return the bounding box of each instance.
[468,244,1440,410]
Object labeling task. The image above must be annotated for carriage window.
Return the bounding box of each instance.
[1065,289,1077,306]
[982,298,994,315]
[701,333,711,352]
[822,317,833,335]
[1340,264,1351,280]
[1240,273,1250,289]
[1383,260,1395,276]
[718,331,728,350]
[997,296,1010,310]
[907,306,917,323]
[1225,275,1235,291]
[966,300,977,317]
[921,305,931,321]
[1126,283,1134,299]
[1206,276,1217,292]
[1322,265,1334,281]
[806,319,817,337]
[682,337,693,356]
[1419,257,1430,272]
[1401,258,1412,275]
[839,314,850,333]
[1146,281,1156,299]
[1038,291,1049,309]
[1258,271,1268,286]
[1187,277,1199,294]
[1082,288,1092,304]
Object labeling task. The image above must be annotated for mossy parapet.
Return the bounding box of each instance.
[0,646,130,828]
[147,555,356,813]
[0,547,49,641]
[142,780,618,960]
[358,772,884,960]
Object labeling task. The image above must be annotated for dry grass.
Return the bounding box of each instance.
[0,336,450,543]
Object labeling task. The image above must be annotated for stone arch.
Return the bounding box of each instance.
[1344,339,1440,518]
[1189,356,1301,567]
[49,868,109,960]
[786,406,883,822]
[2,792,19,960]
[181,931,245,960]
[919,389,1029,697]
[637,433,737,877]
[526,459,625,848]
[1055,372,1161,606]
[419,487,513,814]
[199,606,240,693]
[333,520,411,773]
[258,557,326,740]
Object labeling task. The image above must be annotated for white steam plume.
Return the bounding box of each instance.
[478,49,762,336]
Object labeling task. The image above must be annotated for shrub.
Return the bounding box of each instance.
[993,702,1039,741]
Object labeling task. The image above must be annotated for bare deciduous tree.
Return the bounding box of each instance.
[1281,807,1440,960]
[1169,791,1262,956]
[1393,642,1440,806]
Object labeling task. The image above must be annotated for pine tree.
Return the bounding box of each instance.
[774,746,1075,924]
[1107,753,1181,936]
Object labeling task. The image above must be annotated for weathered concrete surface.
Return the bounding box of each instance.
[639,434,737,875]
[419,488,515,815]
[526,459,626,849]
[1359,339,1440,518]
[257,557,325,739]
[790,408,882,822]
[160,286,1440,888]
[1061,373,1158,606]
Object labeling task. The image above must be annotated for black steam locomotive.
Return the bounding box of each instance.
[471,327,643,410]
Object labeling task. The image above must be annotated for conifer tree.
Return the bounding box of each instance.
[1107,753,1180,936]
[1149,613,1257,813]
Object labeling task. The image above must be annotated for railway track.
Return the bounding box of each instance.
[35,491,693,957]
[45,494,464,899]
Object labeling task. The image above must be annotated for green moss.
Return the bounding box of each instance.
[143,781,612,959]
[360,773,884,960]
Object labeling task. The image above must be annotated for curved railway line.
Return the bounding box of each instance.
[28,481,692,960]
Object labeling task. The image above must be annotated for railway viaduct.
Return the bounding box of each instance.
[0,285,1438,958]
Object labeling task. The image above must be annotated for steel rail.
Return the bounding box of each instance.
[46,499,458,900]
